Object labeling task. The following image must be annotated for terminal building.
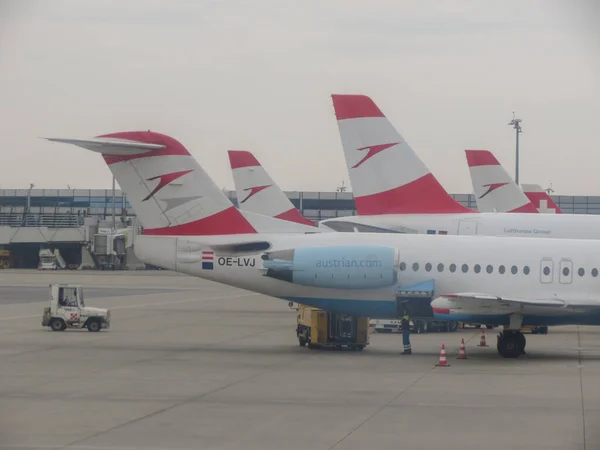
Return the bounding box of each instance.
[0,187,598,269]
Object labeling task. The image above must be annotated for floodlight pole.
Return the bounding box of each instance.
[508,113,523,185]
[112,176,116,231]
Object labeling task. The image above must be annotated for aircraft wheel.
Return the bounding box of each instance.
[517,331,526,351]
[497,331,525,358]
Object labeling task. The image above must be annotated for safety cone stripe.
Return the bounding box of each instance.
[457,338,468,359]
[436,344,450,366]
[478,329,489,347]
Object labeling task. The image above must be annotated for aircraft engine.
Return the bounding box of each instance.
[262,245,398,289]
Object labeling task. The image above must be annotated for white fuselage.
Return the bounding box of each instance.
[134,231,600,326]
[318,212,600,239]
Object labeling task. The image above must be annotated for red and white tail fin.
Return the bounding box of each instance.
[45,132,321,236]
[465,150,538,214]
[228,151,315,227]
[522,184,562,214]
[331,94,473,215]
[47,132,256,235]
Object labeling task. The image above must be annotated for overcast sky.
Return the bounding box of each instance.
[1,0,599,195]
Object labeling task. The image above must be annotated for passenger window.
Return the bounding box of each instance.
[523,266,530,275]
[486,265,493,274]
[474,264,481,274]
[437,263,444,272]
[511,265,518,275]
[563,267,570,276]
[499,265,506,274]
[593,268,598,277]
[449,263,457,273]
[400,262,406,271]
[578,268,585,277]
[461,264,468,273]
[425,263,432,272]
[543,266,551,276]
[412,263,419,272]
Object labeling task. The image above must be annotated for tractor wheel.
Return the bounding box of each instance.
[50,318,65,331]
[87,320,101,332]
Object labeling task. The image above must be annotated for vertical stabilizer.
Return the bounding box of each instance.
[465,149,538,213]
[228,150,315,226]
[331,94,473,215]
[46,132,257,235]
[522,184,562,214]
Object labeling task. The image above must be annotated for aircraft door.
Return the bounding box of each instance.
[540,258,554,283]
[458,220,478,235]
[559,259,573,284]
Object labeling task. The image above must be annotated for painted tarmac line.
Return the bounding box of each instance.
[0,292,259,321]
[0,446,215,450]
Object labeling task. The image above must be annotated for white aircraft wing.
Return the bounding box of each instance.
[439,293,600,311]
[441,293,566,308]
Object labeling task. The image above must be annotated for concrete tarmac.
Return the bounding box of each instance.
[0,270,598,450]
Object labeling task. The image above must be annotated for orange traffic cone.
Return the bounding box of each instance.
[477,328,489,347]
[436,344,450,367]
[457,338,468,359]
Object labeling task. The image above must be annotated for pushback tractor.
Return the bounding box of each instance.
[42,284,111,332]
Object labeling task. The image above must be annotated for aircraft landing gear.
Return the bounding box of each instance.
[497,330,526,358]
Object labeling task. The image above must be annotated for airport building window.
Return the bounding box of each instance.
[511,265,518,275]
[486,264,493,274]
[425,263,432,272]
[6,190,600,223]
[523,266,530,275]
[592,268,599,277]
[400,262,407,271]
[461,264,468,273]
[578,268,585,277]
[499,265,506,274]
[474,264,481,273]
[563,267,570,276]
[449,263,457,273]
[437,263,444,272]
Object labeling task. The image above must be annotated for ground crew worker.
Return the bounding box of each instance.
[401,309,412,354]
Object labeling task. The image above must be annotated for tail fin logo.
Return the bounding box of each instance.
[479,182,509,199]
[142,170,194,202]
[240,184,272,203]
[352,142,399,169]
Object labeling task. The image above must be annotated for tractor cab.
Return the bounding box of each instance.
[42,284,110,332]
[57,285,83,308]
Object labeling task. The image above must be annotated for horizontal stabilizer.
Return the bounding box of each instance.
[44,137,165,155]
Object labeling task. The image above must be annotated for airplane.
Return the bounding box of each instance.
[46,131,600,358]
[522,184,563,214]
[464,149,538,213]
[319,94,600,239]
[228,150,315,226]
